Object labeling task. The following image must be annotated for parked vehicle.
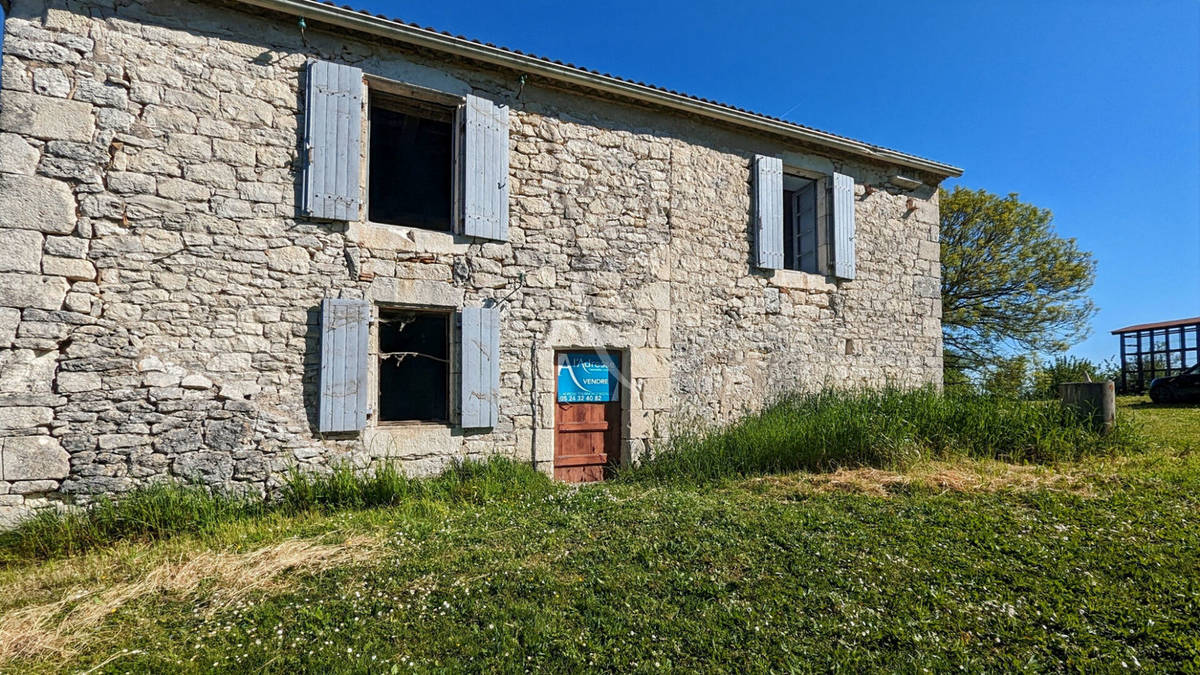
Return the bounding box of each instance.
[1148,363,1200,403]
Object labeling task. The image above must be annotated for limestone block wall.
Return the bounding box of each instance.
[0,0,943,526]
[667,141,943,424]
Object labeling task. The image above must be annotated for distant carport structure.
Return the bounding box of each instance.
[1112,317,1200,392]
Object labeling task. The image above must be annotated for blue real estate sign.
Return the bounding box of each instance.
[556,352,620,403]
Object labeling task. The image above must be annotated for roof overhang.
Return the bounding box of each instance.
[234,0,963,180]
[1111,317,1200,335]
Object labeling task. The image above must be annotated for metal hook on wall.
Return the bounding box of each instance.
[490,271,526,310]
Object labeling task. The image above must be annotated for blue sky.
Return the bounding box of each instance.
[344,0,1199,363]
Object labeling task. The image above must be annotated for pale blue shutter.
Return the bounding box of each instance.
[319,298,370,433]
[0,4,6,94]
[461,306,500,428]
[302,59,363,221]
[832,171,856,280]
[753,155,784,269]
[461,94,509,241]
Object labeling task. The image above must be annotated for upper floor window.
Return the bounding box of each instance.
[753,155,855,280]
[783,174,822,274]
[302,59,510,241]
[368,93,455,231]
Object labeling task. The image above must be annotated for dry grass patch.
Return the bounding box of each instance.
[0,535,377,665]
[913,463,1094,495]
[807,468,912,497]
[754,459,1098,499]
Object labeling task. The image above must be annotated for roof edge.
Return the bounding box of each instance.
[1111,317,1200,335]
[234,0,964,179]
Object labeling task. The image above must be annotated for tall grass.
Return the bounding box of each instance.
[626,388,1144,483]
[0,457,550,562]
[0,483,269,561]
[281,456,554,511]
[2,389,1147,559]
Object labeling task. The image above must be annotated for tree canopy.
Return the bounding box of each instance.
[940,186,1097,377]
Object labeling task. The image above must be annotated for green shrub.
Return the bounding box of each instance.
[1028,355,1120,400]
[626,388,1144,483]
[980,355,1033,398]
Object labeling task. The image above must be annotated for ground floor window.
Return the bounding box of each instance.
[378,308,451,422]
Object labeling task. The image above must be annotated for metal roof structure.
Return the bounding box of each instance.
[1112,316,1200,392]
[1111,317,1200,335]
[234,0,964,179]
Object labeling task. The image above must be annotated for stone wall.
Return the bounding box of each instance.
[0,0,943,526]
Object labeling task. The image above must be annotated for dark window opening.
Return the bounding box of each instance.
[378,308,450,422]
[783,175,820,274]
[368,92,454,231]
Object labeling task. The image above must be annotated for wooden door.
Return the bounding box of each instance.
[554,400,620,482]
[554,351,621,482]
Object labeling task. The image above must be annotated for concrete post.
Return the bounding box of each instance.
[1058,381,1116,433]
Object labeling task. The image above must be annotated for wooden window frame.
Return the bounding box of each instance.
[361,76,465,233]
[781,169,828,275]
[373,305,454,427]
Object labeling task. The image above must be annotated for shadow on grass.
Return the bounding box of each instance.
[1124,400,1200,410]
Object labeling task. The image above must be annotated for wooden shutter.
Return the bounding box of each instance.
[302,59,363,221]
[753,155,784,270]
[461,94,509,241]
[319,298,370,433]
[460,306,500,428]
[815,176,832,275]
[832,171,856,280]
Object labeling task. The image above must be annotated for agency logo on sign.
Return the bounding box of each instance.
[556,352,620,403]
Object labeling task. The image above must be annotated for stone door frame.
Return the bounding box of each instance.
[531,319,670,477]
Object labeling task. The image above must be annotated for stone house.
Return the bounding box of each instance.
[0,0,961,524]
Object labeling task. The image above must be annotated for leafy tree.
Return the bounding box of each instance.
[940,186,1097,377]
[980,355,1032,399]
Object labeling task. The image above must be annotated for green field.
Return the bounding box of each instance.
[1,396,1198,672]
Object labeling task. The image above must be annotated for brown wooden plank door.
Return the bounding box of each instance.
[554,351,621,482]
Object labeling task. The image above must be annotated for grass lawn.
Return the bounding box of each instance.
[1,396,1198,672]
